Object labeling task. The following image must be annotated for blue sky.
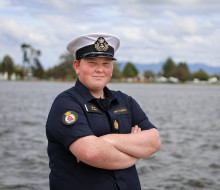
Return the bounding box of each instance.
[0,0,220,69]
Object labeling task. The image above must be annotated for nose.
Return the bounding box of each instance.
[95,65,104,73]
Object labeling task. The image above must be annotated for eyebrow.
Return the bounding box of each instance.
[88,60,96,63]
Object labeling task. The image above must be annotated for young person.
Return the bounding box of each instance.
[46,33,161,190]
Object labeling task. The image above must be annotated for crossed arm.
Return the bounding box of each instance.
[69,126,161,170]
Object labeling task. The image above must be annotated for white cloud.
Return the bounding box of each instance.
[169,0,199,6]
[0,0,10,8]
[164,11,199,34]
[0,0,220,68]
[0,19,26,40]
[46,0,82,13]
[147,28,176,44]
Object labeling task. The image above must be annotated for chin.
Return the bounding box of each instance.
[93,81,107,88]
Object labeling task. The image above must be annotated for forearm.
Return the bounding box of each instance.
[69,135,139,170]
[101,128,161,158]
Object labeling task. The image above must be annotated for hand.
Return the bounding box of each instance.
[131,125,141,133]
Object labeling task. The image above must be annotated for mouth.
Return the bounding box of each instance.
[93,76,105,80]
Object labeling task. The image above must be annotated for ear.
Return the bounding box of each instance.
[73,60,80,75]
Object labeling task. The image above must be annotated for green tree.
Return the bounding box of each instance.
[21,43,43,79]
[162,57,176,77]
[122,62,138,77]
[112,62,122,79]
[45,53,76,80]
[176,62,190,82]
[21,43,31,67]
[31,49,45,78]
[0,60,2,72]
[14,66,24,79]
[32,58,45,78]
[1,55,14,79]
[144,70,154,79]
[192,69,209,80]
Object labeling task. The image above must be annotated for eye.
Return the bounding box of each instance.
[103,61,112,66]
[88,61,96,65]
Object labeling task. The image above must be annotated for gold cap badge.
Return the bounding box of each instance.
[94,37,109,52]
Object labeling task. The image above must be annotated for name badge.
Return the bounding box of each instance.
[84,103,102,114]
[113,107,129,115]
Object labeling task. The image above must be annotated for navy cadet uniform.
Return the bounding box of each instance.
[46,33,156,190]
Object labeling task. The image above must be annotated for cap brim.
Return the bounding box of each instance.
[80,53,116,60]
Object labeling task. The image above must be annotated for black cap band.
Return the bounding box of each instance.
[75,44,115,60]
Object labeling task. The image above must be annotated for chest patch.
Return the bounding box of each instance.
[113,107,129,115]
[85,103,102,114]
[62,111,78,126]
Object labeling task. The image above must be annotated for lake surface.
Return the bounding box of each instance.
[0,81,219,190]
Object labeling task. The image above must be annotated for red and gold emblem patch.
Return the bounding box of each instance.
[62,111,78,126]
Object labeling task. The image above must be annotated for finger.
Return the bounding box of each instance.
[133,125,138,129]
[133,126,138,133]
[134,125,139,131]
[131,127,135,133]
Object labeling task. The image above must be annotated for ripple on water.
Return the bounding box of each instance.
[1,82,220,190]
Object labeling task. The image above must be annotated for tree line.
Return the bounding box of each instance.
[0,44,219,82]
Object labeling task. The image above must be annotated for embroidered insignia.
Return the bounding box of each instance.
[94,37,109,52]
[113,107,129,115]
[62,111,78,126]
[114,120,119,130]
[112,119,119,133]
[84,103,102,114]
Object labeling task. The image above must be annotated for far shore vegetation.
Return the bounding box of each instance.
[0,43,219,83]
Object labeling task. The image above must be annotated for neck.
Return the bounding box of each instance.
[90,90,105,99]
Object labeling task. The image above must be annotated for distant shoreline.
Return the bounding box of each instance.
[1,79,219,85]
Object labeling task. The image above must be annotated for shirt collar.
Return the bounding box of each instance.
[75,79,117,103]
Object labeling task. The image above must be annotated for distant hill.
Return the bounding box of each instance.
[119,62,220,75]
[188,63,220,75]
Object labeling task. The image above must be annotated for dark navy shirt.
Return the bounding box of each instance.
[46,79,156,190]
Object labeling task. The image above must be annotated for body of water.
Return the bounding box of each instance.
[0,81,219,190]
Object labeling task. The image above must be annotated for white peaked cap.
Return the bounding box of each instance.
[66,33,120,60]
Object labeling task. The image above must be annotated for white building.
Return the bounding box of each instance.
[208,77,218,83]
